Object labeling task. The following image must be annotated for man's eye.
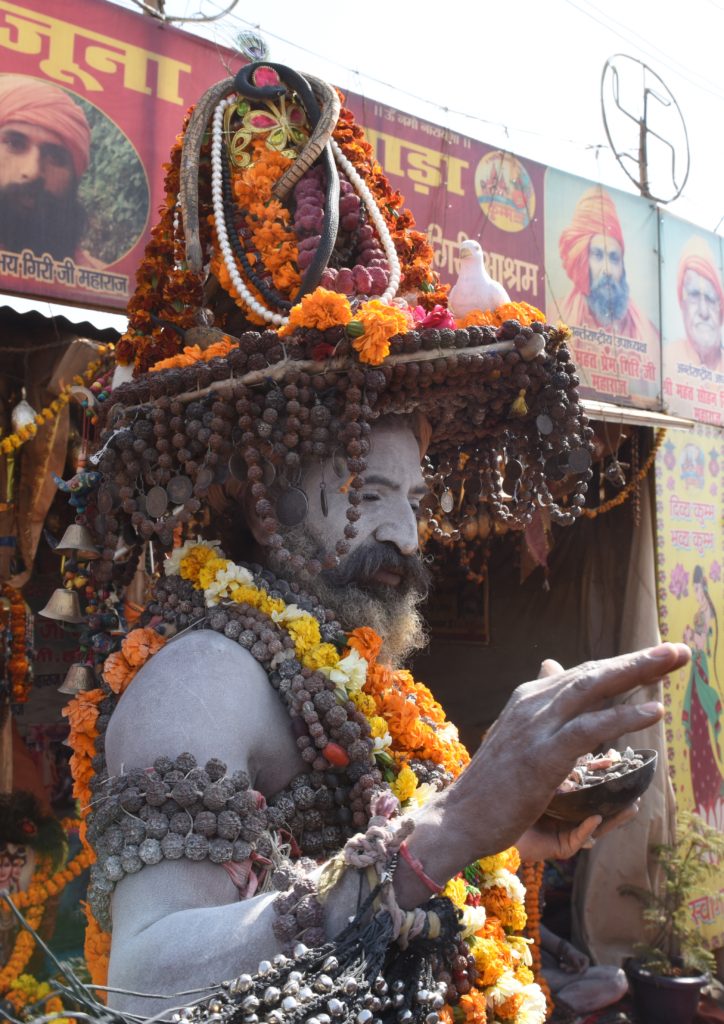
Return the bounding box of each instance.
[362,493,380,502]
[2,133,27,153]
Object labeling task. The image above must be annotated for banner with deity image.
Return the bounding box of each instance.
[544,169,661,408]
[660,215,724,426]
[655,424,724,947]
[346,96,547,303]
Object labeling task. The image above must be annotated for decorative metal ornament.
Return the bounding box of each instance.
[54,523,101,560]
[11,388,37,432]
[320,481,329,517]
[568,448,592,473]
[58,662,96,694]
[604,458,627,488]
[167,475,193,504]
[97,486,115,514]
[276,486,308,527]
[536,414,553,436]
[228,450,246,481]
[195,467,214,492]
[38,588,85,623]
[262,460,277,487]
[146,485,170,518]
[440,488,454,514]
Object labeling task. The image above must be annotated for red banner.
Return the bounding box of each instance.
[0,0,241,309]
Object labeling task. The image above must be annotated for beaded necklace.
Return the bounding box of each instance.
[67,543,546,1023]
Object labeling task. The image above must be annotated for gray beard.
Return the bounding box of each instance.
[269,526,430,667]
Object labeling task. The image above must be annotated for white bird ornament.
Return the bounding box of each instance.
[448,239,510,318]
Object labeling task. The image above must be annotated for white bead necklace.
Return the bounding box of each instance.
[210,98,402,328]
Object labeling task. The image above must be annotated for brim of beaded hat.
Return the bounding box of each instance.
[107,323,571,453]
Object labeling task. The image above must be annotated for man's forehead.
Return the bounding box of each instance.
[684,268,718,298]
[365,420,425,488]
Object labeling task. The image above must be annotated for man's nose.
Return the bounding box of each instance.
[374,504,419,556]
[18,145,42,182]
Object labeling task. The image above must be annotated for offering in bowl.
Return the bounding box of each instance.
[546,747,658,823]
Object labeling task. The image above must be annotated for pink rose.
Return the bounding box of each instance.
[412,304,456,330]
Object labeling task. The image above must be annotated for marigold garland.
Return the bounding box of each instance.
[68,542,547,1022]
[0,348,112,456]
[455,302,546,330]
[0,824,91,1011]
[520,860,552,1018]
[1,582,31,704]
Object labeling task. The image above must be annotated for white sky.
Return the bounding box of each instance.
[111,0,724,239]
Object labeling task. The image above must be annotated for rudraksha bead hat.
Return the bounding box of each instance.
[92,61,593,584]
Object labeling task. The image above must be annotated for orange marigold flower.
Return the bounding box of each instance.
[458,988,488,1024]
[279,288,353,338]
[347,627,383,665]
[102,651,134,694]
[62,689,104,735]
[352,301,408,365]
[122,627,166,668]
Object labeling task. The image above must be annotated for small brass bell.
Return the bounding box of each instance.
[38,587,85,623]
[55,523,101,560]
[11,388,37,432]
[58,662,96,694]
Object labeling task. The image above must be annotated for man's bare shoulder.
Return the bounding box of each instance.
[104,631,298,788]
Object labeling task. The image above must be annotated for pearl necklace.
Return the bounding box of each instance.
[211,95,402,325]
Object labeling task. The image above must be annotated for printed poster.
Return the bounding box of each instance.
[0,0,242,310]
[545,169,661,408]
[347,94,546,304]
[660,214,724,426]
[655,424,724,947]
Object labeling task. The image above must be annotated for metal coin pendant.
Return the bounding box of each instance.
[276,486,308,527]
[440,488,454,514]
[194,467,214,493]
[167,475,193,504]
[228,449,246,482]
[536,413,554,436]
[568,448,592,473]
[97,486,115,514]
[145,486,168,518]
[505,458,523,481]
[262,460,277,487]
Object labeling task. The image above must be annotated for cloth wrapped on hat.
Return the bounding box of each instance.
[558,186,625,296]
[0,73,90,179]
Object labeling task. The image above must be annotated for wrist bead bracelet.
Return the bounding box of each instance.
[398,840,444,894]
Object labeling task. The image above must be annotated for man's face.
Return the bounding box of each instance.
[588,234,623,286]
[0,121,74,196]
[681,269,722,360]
[276,420,431,664]
[0,120,86,260]
[587,234,630,326]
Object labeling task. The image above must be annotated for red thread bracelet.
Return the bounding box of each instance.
[399,840,443,894]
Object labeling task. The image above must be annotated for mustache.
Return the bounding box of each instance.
[323,540,430,593]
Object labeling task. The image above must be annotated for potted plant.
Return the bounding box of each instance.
[620,810,724,1024]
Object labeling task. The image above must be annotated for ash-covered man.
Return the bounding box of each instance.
[0,74,102,267]
[105,415,689,1015]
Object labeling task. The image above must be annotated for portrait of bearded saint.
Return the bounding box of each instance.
[558,186,658,346]
[63,61,688,1024]
[0,74,101,266]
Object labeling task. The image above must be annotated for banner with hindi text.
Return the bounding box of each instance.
[655,425,724,947]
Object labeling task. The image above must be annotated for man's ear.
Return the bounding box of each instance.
[241,483,272,547]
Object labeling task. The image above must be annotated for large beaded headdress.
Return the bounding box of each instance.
[91,61,592,588]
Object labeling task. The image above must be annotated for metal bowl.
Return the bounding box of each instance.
[546,749,658,823]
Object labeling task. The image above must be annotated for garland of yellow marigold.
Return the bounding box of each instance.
[1,583,30,704]
[582,429,666,519]
[0,348,113,457]
[0,823,91,1010]
[67,542,548,1022]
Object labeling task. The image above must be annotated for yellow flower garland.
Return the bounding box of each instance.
[0,345,113,456]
